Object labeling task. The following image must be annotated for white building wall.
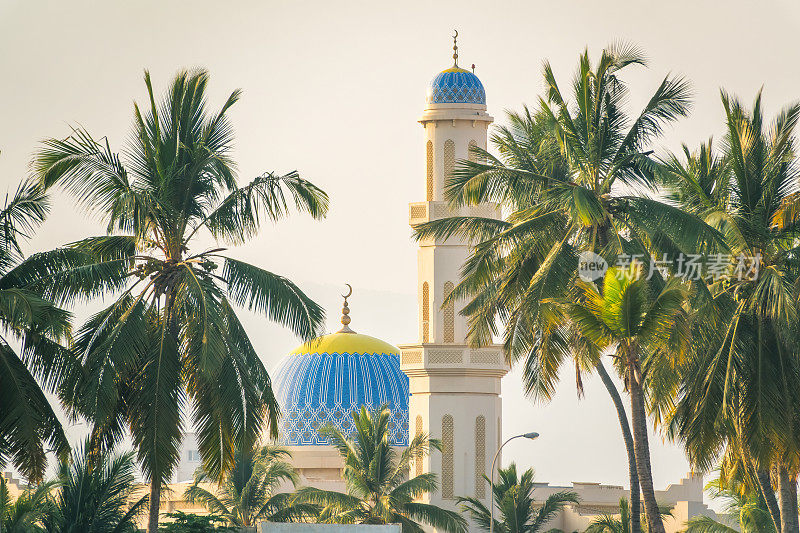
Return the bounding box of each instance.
[173,431,201,483]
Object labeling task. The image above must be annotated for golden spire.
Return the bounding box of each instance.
[452,29,459,67]
[338,283,355,333]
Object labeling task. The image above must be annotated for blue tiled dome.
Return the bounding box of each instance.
[427,66,486,105]
[273,332,409,446]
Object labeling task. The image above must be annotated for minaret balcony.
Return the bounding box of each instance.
[408,201,500,226]
[398,344,509,394]
[398,344,508,373]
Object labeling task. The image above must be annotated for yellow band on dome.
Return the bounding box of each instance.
[441,66,470,74]
[290,332,400,356]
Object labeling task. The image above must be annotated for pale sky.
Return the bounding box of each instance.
[2,0,800,498]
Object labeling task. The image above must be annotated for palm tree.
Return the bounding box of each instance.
[185,445,317,528]
[41,440,147,533]
[567,267,691,533]
[683,475,777,533]
[0,179,72,482]
[665,91,800,533]
[0,476,55,533]
[457,463,578,532]
[159,511,234,532]
[298,406,467,533]
[585,498,633,533]
[32,69,329,533]
[413,44,715,533]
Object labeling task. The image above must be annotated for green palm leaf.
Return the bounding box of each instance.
[32,69,329,532]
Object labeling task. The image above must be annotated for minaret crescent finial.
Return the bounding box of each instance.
[338,283,355,333]
[452,29,459,67]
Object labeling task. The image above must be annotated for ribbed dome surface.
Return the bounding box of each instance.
[273,332,409,446]
[427,66,486,105]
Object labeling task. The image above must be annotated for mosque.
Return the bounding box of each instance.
[270,33,505,508]
[169,35,716,532]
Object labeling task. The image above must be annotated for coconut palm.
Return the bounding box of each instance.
[185,445,317,528]
[413,44,716,533]
[567,267,691,533]
[298,406,466,533]
[0,179,73,483]
[683,475,777,533]
[41,440,147,533]
[665,91,800,533]
[32,69,329,533]
[457,463,578,533]
[585,498,634,533]
[0,476,55,533]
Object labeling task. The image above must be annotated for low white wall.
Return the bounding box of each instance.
[260,525,401,533]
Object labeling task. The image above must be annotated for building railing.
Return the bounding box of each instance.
[408,201,501,225]
[399,345,505,368]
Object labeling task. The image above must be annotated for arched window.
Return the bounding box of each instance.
[415,415,424,476]
[443,281,455,343]
[442,415,454,499]
[443,139,455,183]
[426,140,434,201]
[475,416,486,498]
[468,140,478,163]
[422,282,430,343]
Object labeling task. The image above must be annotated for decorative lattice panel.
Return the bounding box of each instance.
[433,203,451,219]
[415,415,424,477]
[470,351,501,365]
[426,140,434,201]
[422,282,430,343]
[475,416,486,498]
[410,204,427,220]
[443,140,455,183]
[468,140,478,163]
[442,415,454,499]
[443,281,455,343]
[402,350,422,364]
[429,350,463,364]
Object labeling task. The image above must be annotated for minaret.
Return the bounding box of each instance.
[400,33,509,521]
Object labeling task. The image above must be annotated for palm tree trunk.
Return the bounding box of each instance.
[779,466,799,533]
[148,477,161,533]
[596,361,642,533]
[628,366,666,533]
[756,466,782,532]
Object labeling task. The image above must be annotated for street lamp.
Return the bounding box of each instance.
[489,431,540,533]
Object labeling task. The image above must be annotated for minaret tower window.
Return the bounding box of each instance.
[426,140,434,201]
[443,139,455,184]
[468,139,478,163]
[443,281,455,343]
[442,414,454,499]
[422,282,430,343]
[415,415,424,476]
[475,415,486,498]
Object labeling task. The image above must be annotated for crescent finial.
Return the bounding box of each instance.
[452,30,459,67]
[338,284,355,333]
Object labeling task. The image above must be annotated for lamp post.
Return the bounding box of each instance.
[489,431,539,533]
